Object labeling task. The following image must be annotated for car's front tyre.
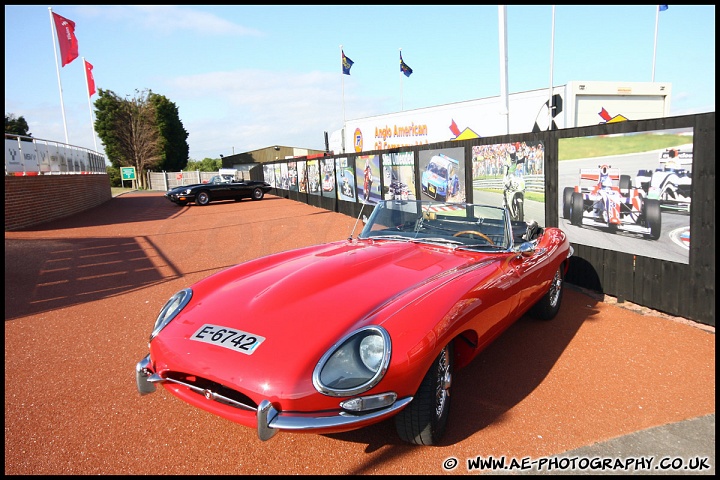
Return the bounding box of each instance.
[395,342,453,445]
[644,198,662,240]
[570,192,584,226]
[562,187,574,220]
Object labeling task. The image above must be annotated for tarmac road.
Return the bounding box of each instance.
[4,192,715,475]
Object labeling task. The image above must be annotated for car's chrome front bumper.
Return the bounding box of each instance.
[136,354,412,441]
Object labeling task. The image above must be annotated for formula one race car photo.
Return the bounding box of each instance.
[562,164,661,240]
[635,148,692,212]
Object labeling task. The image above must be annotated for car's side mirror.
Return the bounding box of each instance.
[517,242,535,256]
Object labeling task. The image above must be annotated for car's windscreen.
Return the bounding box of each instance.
[358,200,509,251]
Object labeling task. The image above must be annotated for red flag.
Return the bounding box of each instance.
[84,59,96,97]
[449,119,460,137]
[52,12,79,67]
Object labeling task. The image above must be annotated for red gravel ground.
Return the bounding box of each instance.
[5,192,715,475]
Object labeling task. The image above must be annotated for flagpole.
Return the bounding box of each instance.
[652,5,660,82]
[83,57,99,151]
[48,7,70,144]
[498,5,510,135]
[340,45,346,153]
[548,5,556,131]
[400,48,404,111]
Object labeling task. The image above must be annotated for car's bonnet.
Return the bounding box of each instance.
[151,239,490,392]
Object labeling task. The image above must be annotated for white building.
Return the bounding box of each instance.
[330,81,672,154]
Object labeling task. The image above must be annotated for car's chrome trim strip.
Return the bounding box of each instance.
[256,397,413,441]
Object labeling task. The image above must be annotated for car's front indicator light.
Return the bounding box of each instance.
[313,326,391,397]
[340,392,397,412]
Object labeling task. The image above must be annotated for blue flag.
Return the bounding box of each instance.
[400,52,413,77]
[659,5,668,11]
[342,50,354,75]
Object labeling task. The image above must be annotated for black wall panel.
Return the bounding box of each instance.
[266,113,714,326]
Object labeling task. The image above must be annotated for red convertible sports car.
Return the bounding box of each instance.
[136,199,573,445]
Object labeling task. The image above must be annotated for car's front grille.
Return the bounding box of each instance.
[164,371,258,411]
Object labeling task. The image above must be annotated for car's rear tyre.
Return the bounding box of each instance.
[252,188,265,201]
[195,191,211,206]
[395,342,453,446]
[644,198,662,240]
[529,265,564,320]
[570,192,584,226]
[562,187,574,220]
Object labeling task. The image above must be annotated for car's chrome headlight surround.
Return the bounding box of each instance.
[149,288,192,342]
[313,326,391,397]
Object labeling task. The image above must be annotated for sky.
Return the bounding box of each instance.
[4,5,716,162]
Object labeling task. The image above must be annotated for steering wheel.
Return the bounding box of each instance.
[453,230,495,245]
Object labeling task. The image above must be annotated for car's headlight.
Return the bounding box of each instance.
[313,326,391,397]
[149,288,192,342]
[182,188,192,194]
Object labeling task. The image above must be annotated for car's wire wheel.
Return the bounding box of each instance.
[252,187,265,201]
[395,342,454,445]
[529,265,564,320]
[434,345,452,418]
[196,191,210,206]
[548,267,563,309]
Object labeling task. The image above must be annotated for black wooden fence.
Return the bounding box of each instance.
[266,112,715,327]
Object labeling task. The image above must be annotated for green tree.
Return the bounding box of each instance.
[94,89,125,162]
[94,88,161,189]
[150,93,189,171]
[5,113,31,136]
[186,157,222,171]
[106,165,121,187]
